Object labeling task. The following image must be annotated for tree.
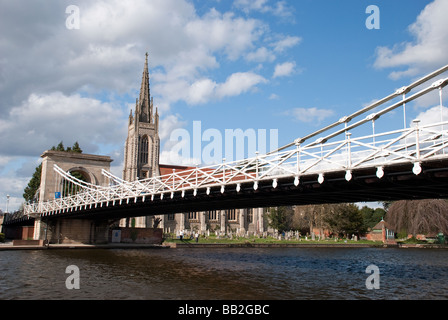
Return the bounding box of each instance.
[56,141,65,151]
[268,206,294,233]
[360,206,386,230]
[72,141,82,153]
[293,204,332,239]
[23,163,42,202]
[386,199,448,236]
[324,203,366,237]
[51,141,82,153]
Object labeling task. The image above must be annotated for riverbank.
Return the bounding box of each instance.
[1,240,446,250]
[0,241,170,250]
[164,242,392,248]
[165,241,446,249]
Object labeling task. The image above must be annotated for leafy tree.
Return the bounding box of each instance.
[72,141,82,153]
[268,206,294,233]
[56,141,65,151]
[360,206,386,230]
[50,141,82,153]
[324,203,366,237]
[23,163,42,202]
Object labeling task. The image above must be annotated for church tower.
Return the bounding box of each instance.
[123,53,160,182]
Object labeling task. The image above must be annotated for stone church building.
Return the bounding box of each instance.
[120,54,266,235]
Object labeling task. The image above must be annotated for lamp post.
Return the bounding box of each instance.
[6,194,10,213]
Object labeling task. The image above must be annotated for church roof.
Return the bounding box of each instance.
[159,164,197,176]
[372,219,393,231]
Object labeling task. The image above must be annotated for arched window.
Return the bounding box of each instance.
[227,209,237,221]
[139,135,149,164]
[247,208,253,223]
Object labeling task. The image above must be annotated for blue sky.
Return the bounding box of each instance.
[1,0,447,211]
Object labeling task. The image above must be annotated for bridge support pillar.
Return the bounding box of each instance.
[33,217,110,244]
[33,218,44,241]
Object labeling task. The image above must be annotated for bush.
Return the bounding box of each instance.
[0,233,5,243]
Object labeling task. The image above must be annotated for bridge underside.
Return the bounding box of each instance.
[39,160,448,221]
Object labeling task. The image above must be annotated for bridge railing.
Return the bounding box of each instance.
[24,120,448,216]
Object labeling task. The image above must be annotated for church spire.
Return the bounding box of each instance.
[137,52,151,123]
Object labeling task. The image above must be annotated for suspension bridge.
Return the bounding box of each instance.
[12,64,448,224]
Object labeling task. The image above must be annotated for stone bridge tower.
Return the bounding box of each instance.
[33,150,113,244]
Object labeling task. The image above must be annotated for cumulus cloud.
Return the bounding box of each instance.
[0,0,267,112]
[273,61,296,78]
[285,107,335,124]
[216,72,268,98]
[414,105,448,127]
[272,36,302,53]
[0,92,127,157]
[246,47,276,63]
[156,72,268,106]
[374,0,448,79]
[233,0,294,19]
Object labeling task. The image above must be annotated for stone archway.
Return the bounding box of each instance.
[67,166,97,184]
[38,150,113,203]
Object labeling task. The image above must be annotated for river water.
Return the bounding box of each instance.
[0,247,447,300]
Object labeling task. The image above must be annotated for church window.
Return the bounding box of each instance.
[188,212,198,221]
[227,209,237,221]
[207,210,218,221]
[247,208,253,223]
[139,135,149,164]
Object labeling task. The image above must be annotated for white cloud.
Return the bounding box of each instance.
[272,36,302,53]
[233,0,294,19]
[414,105,448,127]
[246,47,276,63]
[159,114,187,143]
[216,72,268,98]
[188,79,218,105]
[374,0,448,79]
[273,61,296,78]
[0,0,267,111]
[0,92,127,157]
[286,107,335,124]
[157,72,268,106]
[185,9,262,61]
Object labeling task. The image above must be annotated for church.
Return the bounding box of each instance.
[120,54,267,236]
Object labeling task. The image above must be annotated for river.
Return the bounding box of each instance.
[0,247,447,300]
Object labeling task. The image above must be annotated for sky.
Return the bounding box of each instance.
[1,0,448,212]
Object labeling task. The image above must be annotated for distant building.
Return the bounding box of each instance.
[366,219,395,243]
[121,54,266,235]
[122,52,160,182]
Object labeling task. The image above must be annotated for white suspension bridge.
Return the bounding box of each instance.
[22,65,448,221]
